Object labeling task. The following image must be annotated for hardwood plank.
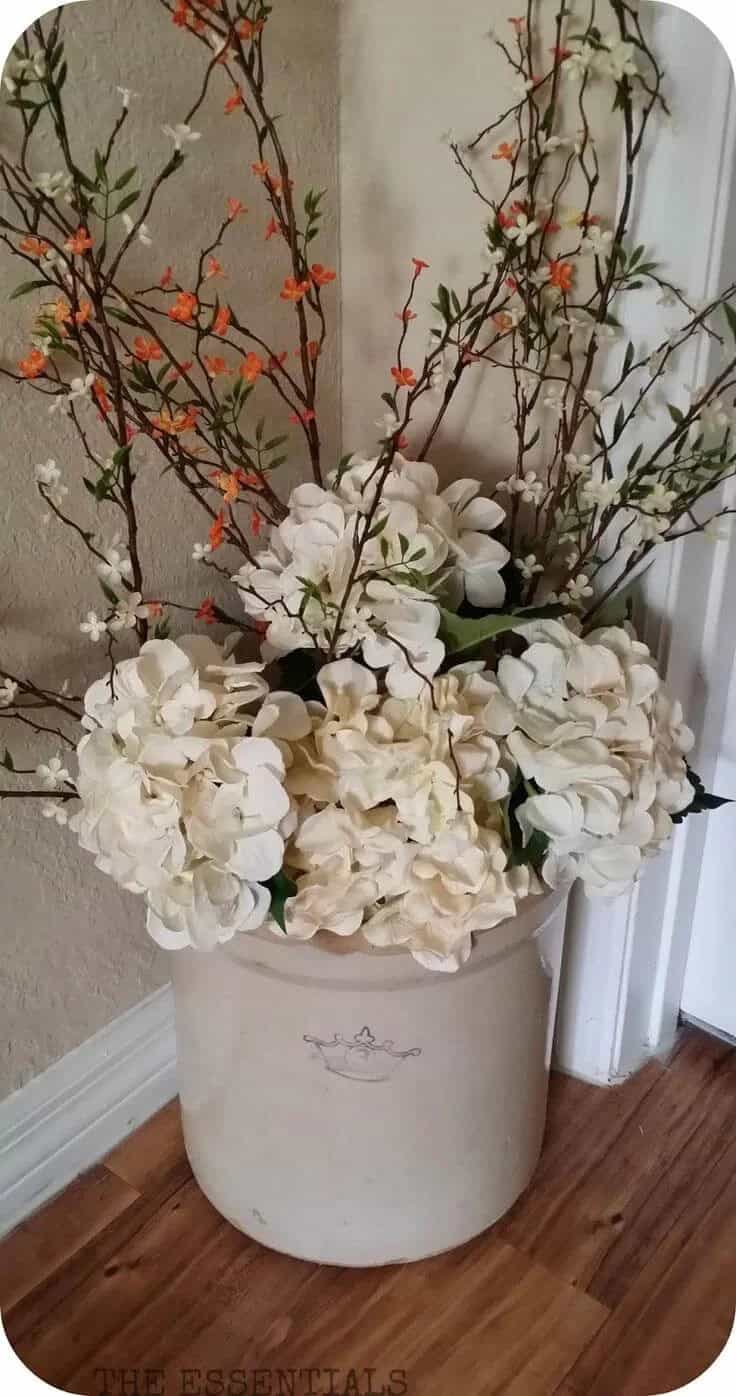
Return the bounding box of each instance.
[103,1099,187,1193]
[497,1028,733,1288]
[260,1239,608,1396]
[4,1162,191,1343]
[5,1178,231,1389]
[587,1045,736,1308]
[558,1135,736,1396]
[0,1165,139,1313]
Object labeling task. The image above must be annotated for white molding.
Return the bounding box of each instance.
[0,986,177,1240]
[554,3,736,1085]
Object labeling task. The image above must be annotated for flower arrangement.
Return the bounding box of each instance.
[1,1,731,971]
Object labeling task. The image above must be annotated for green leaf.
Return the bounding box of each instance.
[113,166,137,191]
[439,604,567,661]
[94,148,107,183]
[2,749,15,772]
[115,190,140,216]
[265,870,298,932]
[672,766,732,824]
[724,302,736,344]
[9,279,48,300]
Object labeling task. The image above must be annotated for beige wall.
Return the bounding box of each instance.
[339,0,621,477]
[0,0,339,1096]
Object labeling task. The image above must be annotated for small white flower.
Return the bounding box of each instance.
[648,348,668,378]
[192,541,213,562]
[543,383,566,417]
[566,574,594,602]
[517,471,545,505]
[34,170,74,202]
[564,452,592,478]
[121,212,153,246]
[581,226,614,256]
[0,678,18,708]
[539,134,570,154]
[109,592,149,632]
[584,389,603,411]
[511,74,536,98]
[116,86,137,108]
[563,43,597,82]
[162,123,201,152]
[36,755,71,791]
[34,458,61,487]
[506,213,538,248]
[42,800,69,825]
[514,554,543,580]
[657,285,679,309]
[97,539,133,592]
[80,611,108,643]
[599,37,638,81]
[581,477,620,509]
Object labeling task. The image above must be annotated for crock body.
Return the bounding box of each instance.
[170,890,568,1266]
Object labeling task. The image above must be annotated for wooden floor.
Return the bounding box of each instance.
[1,1025,735,1396]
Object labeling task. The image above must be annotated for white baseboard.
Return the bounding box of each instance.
[0,985,177,1240]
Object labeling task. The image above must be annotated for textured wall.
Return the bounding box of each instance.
[0,0,339,1096]
[339,0,621,477]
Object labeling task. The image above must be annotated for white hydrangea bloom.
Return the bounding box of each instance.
[277,659,522,970]
[232,457,508,690]
[71,637,307,951]
[493,620,694,898]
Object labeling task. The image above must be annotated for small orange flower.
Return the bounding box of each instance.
[168,360,194,381]
[268,352,288,371]
[196,596,217,623]
[289,408,316,426]
[75,300,93,326]
[251,161,270,178]
[395,309,417,323]
[204,257,225,281]
[251,512,263,537]
[266,174,293,198]
[160,265,174,289]
[493,142,517,162]
[226,197,247,221]
[93,378,111,414]
[204,355,231,378]
[240,352,264,383]
[20,236,50,258]
[280,277,310,303]
[224,86,244,115]
[213,305,231,336]
[493,312,514,332]
[152,405,198,435]
[509,16,527,34]
[18,348,47,379]
[237,470,264,491]
[311,264,336,288]
[548,259,574,293]
[391,366,416,389]
[211,471,241,504]
[265,217,281,240]
[412,258,430,274]
[65,226,93,256]
[209,512,226,550]
[51,297,71,325]
[168,291,198,323]
[133,336,163,362]
[307,340,320,362]
[238,17,265,40]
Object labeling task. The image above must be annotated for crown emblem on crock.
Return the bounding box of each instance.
[303,1025,422,1082]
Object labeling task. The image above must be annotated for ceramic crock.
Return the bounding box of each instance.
[170,889,568,1267]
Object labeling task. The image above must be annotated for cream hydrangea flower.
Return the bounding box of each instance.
[496,620,695,898]
[232,457,509,694]
[72,637,308,950]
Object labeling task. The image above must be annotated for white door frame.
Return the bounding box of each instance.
[554,1,736,1085]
